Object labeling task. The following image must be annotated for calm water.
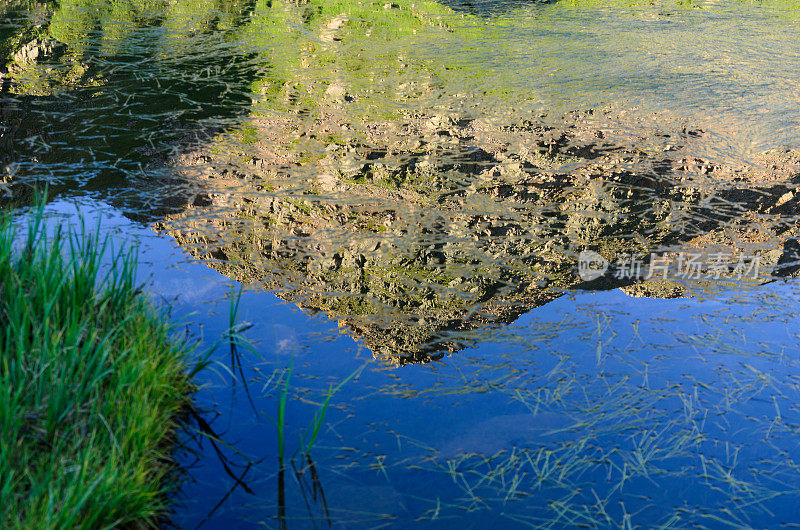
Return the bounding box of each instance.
[4,0,800,527]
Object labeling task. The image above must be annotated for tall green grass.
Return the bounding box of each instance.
[0,205,194,529]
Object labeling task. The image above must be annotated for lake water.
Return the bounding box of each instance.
[4,0,800,527]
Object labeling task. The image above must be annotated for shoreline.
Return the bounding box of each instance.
[0,205,195,528]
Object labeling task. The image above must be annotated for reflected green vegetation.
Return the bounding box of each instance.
[0,0,260,213]
[0,206,193,528]
[4,0,257,94]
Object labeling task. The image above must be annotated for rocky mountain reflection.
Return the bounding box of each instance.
[5,0,800,364]
[159,106,800,364]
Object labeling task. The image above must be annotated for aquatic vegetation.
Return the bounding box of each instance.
[0,204,194,528]
[311,297,800,527]
[301,364,363,457]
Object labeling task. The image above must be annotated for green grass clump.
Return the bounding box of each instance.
[0,208,194,529]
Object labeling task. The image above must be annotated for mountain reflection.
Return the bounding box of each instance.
[159,108,800,363]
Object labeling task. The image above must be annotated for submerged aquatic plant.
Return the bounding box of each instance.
[270,357,365,464]
[272,359,363,528]
[187,287,365,524]
[300,365,363,458]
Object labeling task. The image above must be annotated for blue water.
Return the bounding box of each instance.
[7,0,800,526]
[40,198,800,528]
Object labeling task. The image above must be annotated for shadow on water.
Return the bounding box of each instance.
[1,0,261,215]
[436,0,555,16]
[6,0,800,527]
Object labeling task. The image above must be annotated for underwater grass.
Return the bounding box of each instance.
[0,205,193,529]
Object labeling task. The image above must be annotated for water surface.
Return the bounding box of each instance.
[4,0,800,526]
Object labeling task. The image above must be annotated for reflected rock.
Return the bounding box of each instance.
[159,109,800,364]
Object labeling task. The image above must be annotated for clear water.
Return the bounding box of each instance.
[4,0,800,527]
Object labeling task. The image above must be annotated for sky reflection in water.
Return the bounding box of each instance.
[40,199,800,528]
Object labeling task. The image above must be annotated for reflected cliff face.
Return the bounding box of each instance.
[138,0,800,364]
[159,105,800,363]
[5,0,800,363]
[9,2,800,528]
